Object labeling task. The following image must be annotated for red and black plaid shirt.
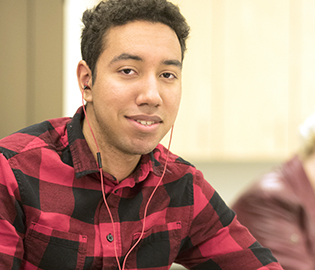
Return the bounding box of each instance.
[0,107,283,269]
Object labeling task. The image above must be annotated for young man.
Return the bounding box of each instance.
[0,0,283,269]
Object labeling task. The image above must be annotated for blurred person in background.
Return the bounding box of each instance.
[233,112,315,269]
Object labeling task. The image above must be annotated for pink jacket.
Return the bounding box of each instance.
[232,156,315,270]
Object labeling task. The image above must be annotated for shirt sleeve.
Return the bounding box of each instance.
[0,153,24,269]
[175,169,284,270]
[232,187,315,270]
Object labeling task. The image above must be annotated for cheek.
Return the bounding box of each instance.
[93,80,126,105]
[169,88,181,107]
[165,91,181,118]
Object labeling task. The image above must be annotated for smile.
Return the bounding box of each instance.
[136,120,156,126]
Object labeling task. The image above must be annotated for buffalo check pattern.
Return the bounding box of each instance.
[0,107,283,269]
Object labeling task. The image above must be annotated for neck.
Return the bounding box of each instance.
[82,113,141,182]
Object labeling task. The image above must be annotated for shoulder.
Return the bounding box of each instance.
[155,144,207,184]
[0,117,71,160]
[155,144,215,202]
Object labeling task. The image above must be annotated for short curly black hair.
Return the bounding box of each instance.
[81,0,190,83]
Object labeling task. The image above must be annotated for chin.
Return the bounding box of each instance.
[133,146,156,156]
[127,142,158,156]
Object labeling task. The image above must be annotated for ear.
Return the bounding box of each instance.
[77,60,93,102]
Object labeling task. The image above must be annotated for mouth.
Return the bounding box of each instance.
[136,120,157,126]
[127,115,163,128]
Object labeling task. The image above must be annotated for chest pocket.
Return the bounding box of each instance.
[23,222,87,270]
[132,221,182,269]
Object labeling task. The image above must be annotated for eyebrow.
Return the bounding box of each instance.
[163,59,182,69]
[109,53,182,69]
[109,53,142,65]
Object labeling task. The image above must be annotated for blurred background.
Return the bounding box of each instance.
[1,1,315,267]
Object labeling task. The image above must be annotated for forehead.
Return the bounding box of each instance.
[101,20,182,63]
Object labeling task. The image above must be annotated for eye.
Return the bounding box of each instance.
[161,72,177,79]
[120,68,136,75]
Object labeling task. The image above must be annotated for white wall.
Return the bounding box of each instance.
[63,0,100,117]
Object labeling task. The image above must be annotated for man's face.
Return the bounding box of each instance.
[87,20,182,156]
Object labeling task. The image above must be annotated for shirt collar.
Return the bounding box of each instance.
[66,106,165,182]
[67,106,99,179]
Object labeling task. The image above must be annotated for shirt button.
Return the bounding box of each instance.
[107,233,114,243]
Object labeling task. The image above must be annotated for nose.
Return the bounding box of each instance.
[136,75,162,107]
